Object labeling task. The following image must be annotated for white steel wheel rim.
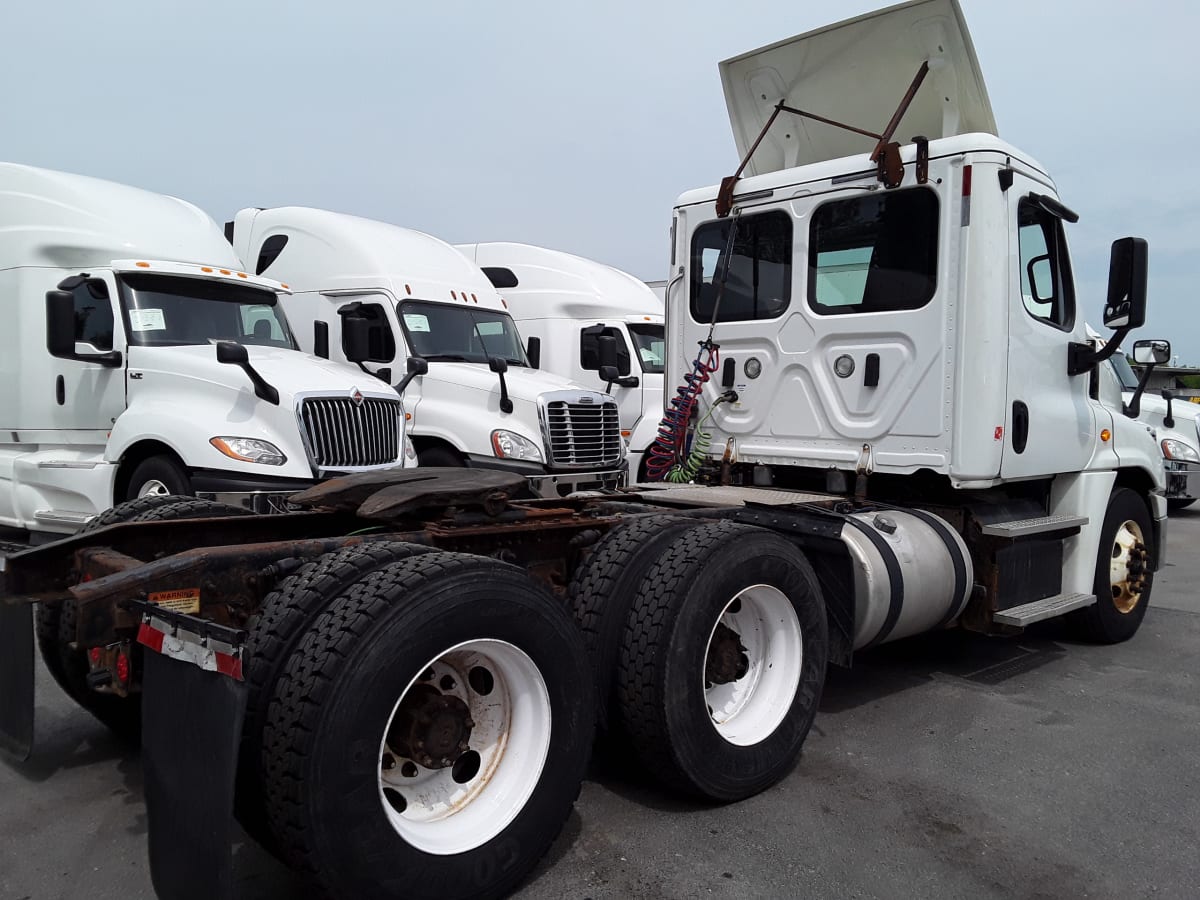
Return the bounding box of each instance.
[703,584,803,747]
[138,479,171,498]
[1109,519,1148,615]
[376,639,551,855]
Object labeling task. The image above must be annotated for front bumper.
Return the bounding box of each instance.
[1164,459,1200,500]
[463,455,627,498]
[191,468,318,514]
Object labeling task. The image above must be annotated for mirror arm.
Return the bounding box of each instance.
[496,370,513,414]
[394,372,418,396]
[1123,360,1157,419]
[1068,325,1132,376]
[1162,389,1176,428]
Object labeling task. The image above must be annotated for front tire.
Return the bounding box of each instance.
[617,521,827,801]
[261,552,593,900]
[1070,487,1155,643]
[126,455,191,500]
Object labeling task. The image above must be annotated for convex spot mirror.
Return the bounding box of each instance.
[1026,254,1054,304]
[1132,339,1170,366]
[1103,237,1149,330]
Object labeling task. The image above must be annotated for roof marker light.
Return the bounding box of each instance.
[471,293,477,302]
[405,284,412,295]
[280,283,289,289]
[219,269,231,275]
[135,261,150,268]
[201,266,214,273]
[236,272,248,278]
[451,290,458,300]
[501,298,507,308]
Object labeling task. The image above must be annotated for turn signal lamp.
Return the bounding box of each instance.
[1100,429,1111,442]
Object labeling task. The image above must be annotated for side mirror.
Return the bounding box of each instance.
[597,334,618,371]
[488,356,508,374]
[45,290,77,358]
[216,341,249,365]
[1103,237,1149,329]
[526,336,541,369]
[598,364,619,384]
[1132,339,1169,365]
[343,316,371,363]
[394,356,428,396]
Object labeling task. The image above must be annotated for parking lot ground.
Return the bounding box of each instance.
[3,509,1199,900]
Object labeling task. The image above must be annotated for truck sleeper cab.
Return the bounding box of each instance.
[457,241,667,481]
[0,164,410,533]
[230,208,626,498]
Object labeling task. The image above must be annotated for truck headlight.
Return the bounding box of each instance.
[1161,438,1200,462]
[491,430,544,462]
[210,437,287,466]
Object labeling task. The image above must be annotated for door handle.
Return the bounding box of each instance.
[1012,401,1029,454]
[864,353,880,388]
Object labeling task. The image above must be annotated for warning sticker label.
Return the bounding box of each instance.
[148,588,201,615]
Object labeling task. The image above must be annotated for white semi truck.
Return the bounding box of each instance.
[0,2,1172,899]
[0,164,411,535]
[228,208,627,498]
[456,241,667,480]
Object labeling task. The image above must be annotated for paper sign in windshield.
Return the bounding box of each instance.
[129,308,167,331]
[404,314,431,333]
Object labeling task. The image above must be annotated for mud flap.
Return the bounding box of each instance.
[136,606,248,900]
[0,599,33,761]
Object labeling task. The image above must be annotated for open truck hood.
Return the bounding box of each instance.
[720,0,996,176]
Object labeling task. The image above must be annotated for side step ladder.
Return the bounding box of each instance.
[980,514,1088,538]
[994,592,1095,626]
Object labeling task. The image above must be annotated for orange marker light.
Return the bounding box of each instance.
[405,413,412,421]
[219,269,231,275]
[405,284,412,295]
[135,261,150,268]
[501,298,507,308]
[1101,429,1112,442]
[451,290,458,300]
[280,283,289,289]
[236,272,248,278]
[201,266,214,273]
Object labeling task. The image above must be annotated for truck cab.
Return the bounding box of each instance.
[457,242,666,480]
[658,0,1165,634]
[0,164,411,534]
[230,209,626,497]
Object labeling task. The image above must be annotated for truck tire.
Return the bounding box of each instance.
[617,521,827,801]
[260,552,593,900]
[236,541,437,847]
[35,496,250,739]
[1070,488,1155,643]
[567,514,705,729]
[126,454,191,500]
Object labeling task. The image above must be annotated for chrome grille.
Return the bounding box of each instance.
[542,396,622,468]
[298,396,402,470]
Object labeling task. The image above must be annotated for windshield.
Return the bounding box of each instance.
[397,300,528,366]
[1110,354,1141,392]
[628,323,665,373]
[119,273,296,349]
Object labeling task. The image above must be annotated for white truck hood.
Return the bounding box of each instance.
[422,362,595,403]
[720,0,996,175]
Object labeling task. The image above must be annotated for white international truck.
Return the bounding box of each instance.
[228,208,627,498]
[456,241,667,480]
[0,164,411,536]
[0,3,1172,899]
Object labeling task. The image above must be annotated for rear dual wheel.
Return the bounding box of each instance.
[260,552,593,900]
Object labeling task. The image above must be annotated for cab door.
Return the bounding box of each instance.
[51,273,128,434]
[999,179,1095,478]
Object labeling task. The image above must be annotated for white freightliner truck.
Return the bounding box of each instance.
[456,241,667,480]
[228,208,627,497]
[0,164,412,534]
[0,3,1172,899]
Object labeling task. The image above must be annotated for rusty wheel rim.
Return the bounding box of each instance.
[1109,519,1149,615]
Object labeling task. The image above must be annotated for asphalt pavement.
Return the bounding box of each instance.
[2,510,1198,900]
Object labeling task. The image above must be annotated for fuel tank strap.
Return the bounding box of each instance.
[842,516,903,649]
[901,508,970,629]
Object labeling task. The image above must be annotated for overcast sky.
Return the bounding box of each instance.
[4,0,1197,360]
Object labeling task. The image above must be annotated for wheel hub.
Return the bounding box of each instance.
[705,622,749,687]
[387,684,474,769]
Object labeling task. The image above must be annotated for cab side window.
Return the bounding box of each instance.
[1018,198,1075,329]
[580,325,632,376]
[73,281,114,350]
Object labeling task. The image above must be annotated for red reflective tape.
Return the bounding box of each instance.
[215,652,243,681]
[962,164,973,196]
[137,622,165,654]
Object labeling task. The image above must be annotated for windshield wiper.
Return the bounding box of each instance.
[422,353,474,362]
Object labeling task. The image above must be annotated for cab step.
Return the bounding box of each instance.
[993,592,1095,626]
[980,514,1088,539]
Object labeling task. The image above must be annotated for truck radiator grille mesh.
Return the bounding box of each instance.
[298,397,401,470]
[544,400,622,468]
